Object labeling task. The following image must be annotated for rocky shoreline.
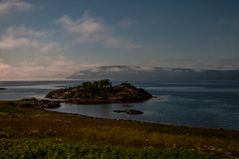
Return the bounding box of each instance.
[46,80,152,104]
[14,80,152,114]
[17,98,61,109]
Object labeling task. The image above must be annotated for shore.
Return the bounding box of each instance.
[0,101,238,158]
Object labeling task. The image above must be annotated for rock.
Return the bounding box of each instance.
[27,130,40,137]
[0,131,9,137]
[113,109,144,115]
[46,80,152,104]
[17,98,61,109]
[45,129,57,136]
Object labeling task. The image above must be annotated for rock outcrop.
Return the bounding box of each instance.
[17,98,61,109]
[46,80,152,104]
[113,109,144,115]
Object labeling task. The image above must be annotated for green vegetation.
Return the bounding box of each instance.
[0,101,238,158]
[0,139,222,159]
[81,79,112,90]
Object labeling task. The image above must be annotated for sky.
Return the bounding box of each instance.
[0,0,239,80]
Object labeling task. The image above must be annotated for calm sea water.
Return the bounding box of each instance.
[0,80,239,130]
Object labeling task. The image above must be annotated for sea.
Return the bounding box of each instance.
[0,80,239,130]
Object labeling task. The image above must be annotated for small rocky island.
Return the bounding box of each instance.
[46,79,152,104]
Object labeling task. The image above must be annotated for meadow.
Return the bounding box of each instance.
[0,101,238,158]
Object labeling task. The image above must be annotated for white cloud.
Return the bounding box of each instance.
[57,12,140,49]
[0,56,101,80]
[0,0,32,16]
[57,14,109,35]
[0,26,42,49]
[0,26,62,53]
[0,36,35,49]
[5,26,48,38]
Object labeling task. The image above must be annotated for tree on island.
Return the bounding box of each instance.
[81,79,112,91]
[98,79,112,89]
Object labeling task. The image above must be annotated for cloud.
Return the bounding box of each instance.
[57,12,140,49]
[0,26,43,49]
[40,42,62,53]
[0,0,32,16]
[57,14,109,35]
[192,58,239,70]
[0,36,36,49]
[0,26,62,53]
[5,26,48,38]
[0,56,101,80]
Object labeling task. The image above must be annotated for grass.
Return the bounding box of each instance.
[0,139,222,159]
[0,101,238,158]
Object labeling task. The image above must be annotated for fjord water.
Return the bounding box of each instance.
[0,80,239,130]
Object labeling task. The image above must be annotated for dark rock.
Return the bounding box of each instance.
[45,129,57,136]
[0,131,9,137]
[113,109,144,115]
[27,130,40,137]
[46,80,152,104]
[18,98,61,109]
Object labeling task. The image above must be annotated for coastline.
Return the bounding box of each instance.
[1,80,239,130]
[47,107,238,131]
[5,99,239,134]
[0,100,239,158]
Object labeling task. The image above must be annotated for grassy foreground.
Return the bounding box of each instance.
[0,101,239,158]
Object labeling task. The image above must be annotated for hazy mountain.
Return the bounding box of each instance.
[69,65,239,81]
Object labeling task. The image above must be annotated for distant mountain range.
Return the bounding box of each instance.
[68,65,239,81]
